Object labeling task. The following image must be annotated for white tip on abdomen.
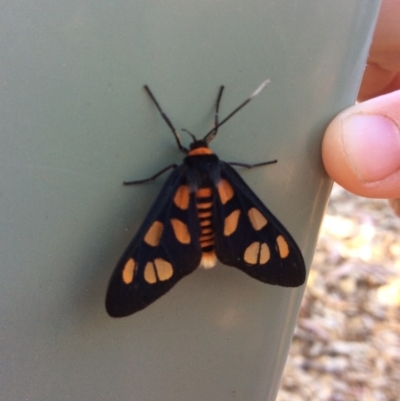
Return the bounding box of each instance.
[200,252,217,269]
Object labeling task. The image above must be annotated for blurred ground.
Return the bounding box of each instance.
[277,184,400,401]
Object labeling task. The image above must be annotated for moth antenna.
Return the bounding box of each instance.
[144,85,188,153]
[203,79,271,143]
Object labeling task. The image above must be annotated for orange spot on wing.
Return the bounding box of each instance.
[224,209,241,236]
[259,243,270,264]
[174,185,190,210]
[248,208,268,230]
[244,242,271,265]
[122,258,136,284]
[144,262,157,284]
[244,242,260,265]
[154,258,173,281]
[171,218,191,244]
[144,259,173,284]
[144,221,164,247]
[217,179,234,204]
[276,235,289,258]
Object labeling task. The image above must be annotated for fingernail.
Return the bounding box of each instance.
[342,114,400,182]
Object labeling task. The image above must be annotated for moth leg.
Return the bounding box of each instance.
[228,159,277,169]
[123,164,178,185]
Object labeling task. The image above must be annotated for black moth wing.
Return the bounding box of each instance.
[214,162,306,287]
[106,167,202,317]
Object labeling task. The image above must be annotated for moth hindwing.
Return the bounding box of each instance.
[106,81,306,317]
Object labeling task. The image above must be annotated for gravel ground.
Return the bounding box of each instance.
[277,184,400,401]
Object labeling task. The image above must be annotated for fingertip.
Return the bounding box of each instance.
[322,92,400,198]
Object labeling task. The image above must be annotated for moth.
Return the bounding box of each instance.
[106,80,306,317]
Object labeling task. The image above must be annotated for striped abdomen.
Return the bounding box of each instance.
[196,187,217,268]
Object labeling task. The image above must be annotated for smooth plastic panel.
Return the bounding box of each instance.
[0,1,380,400]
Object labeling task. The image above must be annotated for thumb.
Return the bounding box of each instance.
[322,90,400,200]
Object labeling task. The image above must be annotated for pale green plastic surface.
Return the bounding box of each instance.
[0,1,380,400]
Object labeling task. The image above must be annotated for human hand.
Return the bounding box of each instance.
[322,0,400,216]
